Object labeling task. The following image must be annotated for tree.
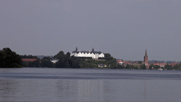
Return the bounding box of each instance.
[66,52,70,57]
[22,61,29,67]
[41,57,54,67]
[0,51,5,67]
[117,64,125,69]
[54,51,65,59]
[54,51,73,68]
[0,48,22,68]
[149,64,154,70]
[21,55,37,58]
[29,59,41,67]
[153,65,160,70]
[133,64,140,69]
[125,64,131,69]
[70,56,81,68]
[138,61,142,64]
[109,58,117,69]
[104,53,113,60]
[164,64,172,70]
[140,64,146,69]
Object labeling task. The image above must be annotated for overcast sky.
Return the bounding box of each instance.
[0,0,181,61]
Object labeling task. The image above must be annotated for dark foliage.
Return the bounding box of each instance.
[41,57,54,68]
[21,55,38,58]
[0,48,22,68]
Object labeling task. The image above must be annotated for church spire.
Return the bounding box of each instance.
[145,49,147,57]
[144,49,148,64]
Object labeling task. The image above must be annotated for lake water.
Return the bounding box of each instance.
[0,68,181,102]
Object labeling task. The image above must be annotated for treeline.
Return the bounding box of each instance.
[22,51,181,70]
[116,63,181,70]
[21,55,38,58]
[117,64,147,69]
[149,64,181,70]
[22,51,117,68]
[1,47,180,70]
[0,48,22,68]
[22,51,80,68]
[78,53,117,68]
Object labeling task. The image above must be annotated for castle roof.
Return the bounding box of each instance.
[72,51,102,54]
[72,47,103,54]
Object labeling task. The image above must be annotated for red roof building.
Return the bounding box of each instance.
[123,61,131,65]
[154,62,167,68]
[169,63,178,66]
[117,60,123,65]
[22,58,38,62]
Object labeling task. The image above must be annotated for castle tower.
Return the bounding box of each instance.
[144,49,148,64]
[76,47,78,51]
[92,48,94,52]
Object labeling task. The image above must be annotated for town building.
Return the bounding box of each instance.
[22,58,38,62]
[169,63,178,66]
[154,62,167,68]
[70,47,105,59]
[117,60,123,65]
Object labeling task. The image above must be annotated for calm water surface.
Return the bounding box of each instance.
[0,68,181,102]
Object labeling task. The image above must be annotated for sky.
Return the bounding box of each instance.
[0,0,181,61]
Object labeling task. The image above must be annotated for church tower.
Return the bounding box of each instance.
[144,49,148,64]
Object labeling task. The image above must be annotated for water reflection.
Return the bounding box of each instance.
[0,79,20,101]
[0,68,181,101]
[76,80,104,101]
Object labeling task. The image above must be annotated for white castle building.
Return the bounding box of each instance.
[70,47,105,59]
